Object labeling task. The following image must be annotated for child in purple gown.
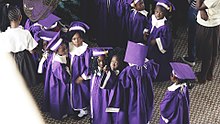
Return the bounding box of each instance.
[90,48,120,124]
[144,0,175,82]
[160,62,195,124]
[37,30,56,82]
[44,31,70,120]
[106,48,127,123]
[114,41,159,124]
[126,0,149,44]
[67,21,91,119]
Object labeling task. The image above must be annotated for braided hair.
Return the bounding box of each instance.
[8,6,21,22]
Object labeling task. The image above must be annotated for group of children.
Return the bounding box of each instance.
[0,0,198,124]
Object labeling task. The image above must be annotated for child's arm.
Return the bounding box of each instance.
[196,0,209,21]
[154,26,172,54]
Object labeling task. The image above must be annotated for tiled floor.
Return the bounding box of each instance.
[30,26,220,124]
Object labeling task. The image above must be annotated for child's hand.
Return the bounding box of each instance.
[200,10,208,21]
[103,65,109,73]
[75,76,84,84]
[150,39,156,45]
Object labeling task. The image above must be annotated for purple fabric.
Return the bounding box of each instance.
[124,41,148,66]
[155,0,175,11]
[68,49,92,110]
[126,8,148,43]
[44,57,70,120]
[90,70,118,124]
[115,60,159,124]
[147,16,173,81]
[93,0,122,47]
[160,85,190,124]
[170,62,196,80]
[46,31,61,51]
[69,21,90,31]
[38,14,61,28]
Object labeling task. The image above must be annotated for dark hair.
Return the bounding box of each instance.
[67,30,85,42]
[156,5,169,17]
[8,6,21,21]
[108,47,127,71]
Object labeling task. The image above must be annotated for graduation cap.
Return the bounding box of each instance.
[155,0,175,12]
[46,31,63,51]
[91,47,113,57]
[69,21,90,33]
[131,0,143,7]
[124,41,148,66]
[38,14,61,29]
[38,30,57,41]
[170,62,196,80]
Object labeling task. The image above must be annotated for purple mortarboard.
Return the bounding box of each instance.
[38,30,57,42]
[124,41,148,66]
[23,0,60,22]
[170,62,196,80]
[38,14,61,29]
[155,0,175,12]
[91,47,113,57]
[69,21,90,33]
[130,0,143,7]
[46,31,63,51]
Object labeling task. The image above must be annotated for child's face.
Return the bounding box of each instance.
[97,56,106,69]
[110,55,119,71]
[43,41,48,50]
[154,6,165,20]
[135,0,145,11]
[170,73,178,83]
[57,43,68,56]
[72,32,83,47]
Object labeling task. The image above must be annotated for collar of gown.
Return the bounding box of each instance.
[168,83,187,91]
[131,9,148,17]
[53,53,67,64]
[151,15,167,28]
[69,42,88,56]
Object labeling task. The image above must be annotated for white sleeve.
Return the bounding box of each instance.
[26,31,38,51]
[204,0,219,9]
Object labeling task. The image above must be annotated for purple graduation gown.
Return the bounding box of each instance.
[69,48,92,110]
[125,8,148,44]
[160,84,190,124]
[147,15,173,82]
[93,0,120,47]
[44,54,70,120]
[90,70,118,124]
[116,59,159,124]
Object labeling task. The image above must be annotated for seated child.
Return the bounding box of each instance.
[160,62,196,124]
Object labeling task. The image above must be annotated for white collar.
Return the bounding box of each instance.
[168,83,187,91]
[132,9,148,17]
[69,42,88,56]
[151,14,167,28]
[114,70,120,76]
[6,25,23,30]
[53,53,67,64]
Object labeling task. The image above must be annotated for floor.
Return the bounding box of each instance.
[30,26,220,124]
